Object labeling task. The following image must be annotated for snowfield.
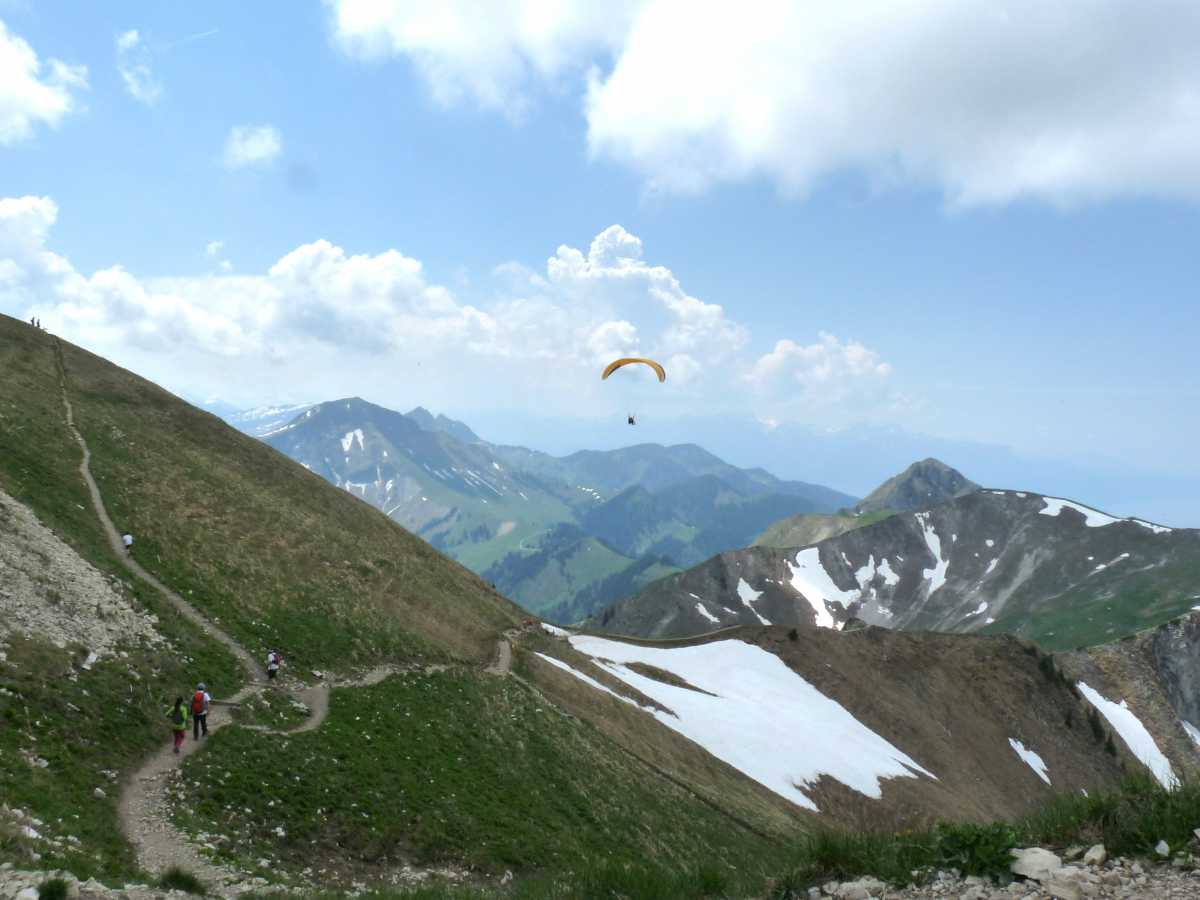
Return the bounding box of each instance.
[1008,738,1051,785]
[695,602,721,625]
[1078,682,1177,789]
[551,635,935,811]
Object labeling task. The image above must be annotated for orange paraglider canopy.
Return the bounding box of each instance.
[601,357,666,382]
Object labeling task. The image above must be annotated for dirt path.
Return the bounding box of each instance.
[51,339,484,891]
[485,629,519,676]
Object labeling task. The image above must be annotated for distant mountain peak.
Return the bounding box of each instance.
[856,458,979,514]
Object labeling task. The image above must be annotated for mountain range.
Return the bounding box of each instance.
[259,397,855,621]
[592,476,1199,651]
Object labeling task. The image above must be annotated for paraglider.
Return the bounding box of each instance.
[602,358,664,426]
[601,357,666,382]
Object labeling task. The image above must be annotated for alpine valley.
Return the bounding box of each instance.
[249,397,855,622]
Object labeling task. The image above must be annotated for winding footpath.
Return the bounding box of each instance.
[51,340,441,891]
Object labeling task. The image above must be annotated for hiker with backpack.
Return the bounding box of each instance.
[191,682,211,739]
[165,697,190,753]
[266,649,283,682]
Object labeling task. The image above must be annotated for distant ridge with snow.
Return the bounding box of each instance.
[591,485,1200,651]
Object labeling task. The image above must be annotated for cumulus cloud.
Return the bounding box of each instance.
[0,19,87,145]
[222,124,282,169]
[1,195,892,422]
[115,29,162,105]
[326,0,1200,206]
[745,333,896,419]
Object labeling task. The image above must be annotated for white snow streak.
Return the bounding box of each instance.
[787,548,854,629]
[916,513,949,594]
[1183,720,1200,749]
[1039,497,1170,533]
[565,635,935,811]
[340,428,365,453]
[695,603,721,625]
[1008,738,1051,785]
[535,653,636,706]
[736,578,771,626]
[1077,682,1177,788]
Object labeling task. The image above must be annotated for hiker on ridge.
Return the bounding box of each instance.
[191,682,211,740]
[266,649,282,682]
[165,697,190,754]
[121,532,133,553]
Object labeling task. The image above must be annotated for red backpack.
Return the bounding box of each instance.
[191,690,205,715]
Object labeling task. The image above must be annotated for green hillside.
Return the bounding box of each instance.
[0,316,789,892]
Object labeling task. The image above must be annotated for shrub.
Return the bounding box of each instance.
[36,878,70,900]
[157,867,207,895]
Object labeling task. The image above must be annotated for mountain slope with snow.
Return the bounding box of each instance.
[590,489,1199,650]
[262,398,854,618]
[528,623,1135,827]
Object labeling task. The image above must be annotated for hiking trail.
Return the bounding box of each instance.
[50,339,441,891]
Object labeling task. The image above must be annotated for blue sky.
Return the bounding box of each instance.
[2,1,1198,521]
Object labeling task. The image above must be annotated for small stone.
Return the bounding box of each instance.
[1064,845,1086,862]
[1083,845,1108,867]
[92,787,106,799]
[1156,840,1171,858]
[15,888,38,900]
[822,881,840,896]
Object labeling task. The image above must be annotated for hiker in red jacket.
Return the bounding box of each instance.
[191,683,211,740]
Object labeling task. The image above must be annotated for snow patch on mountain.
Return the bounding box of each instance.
[787,548,854,629]
[736,579,771,626]
[340,429,365,453]
[1008,738,1051,785]
[563,635,935,811]
[916,512,949,594]
[1078,682,1177,789]
[695,603,721,625]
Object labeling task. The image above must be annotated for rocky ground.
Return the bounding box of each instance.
[0,488,162,660]
[805,843,1200,899]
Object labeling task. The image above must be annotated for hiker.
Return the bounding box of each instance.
[165,697,190,753]
[121,532,133,552]
[266,649,282,682]
[191,682,211,739]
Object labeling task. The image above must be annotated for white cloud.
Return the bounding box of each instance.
[326,0,1200,206]
[115,29,162,106]
[0,19,87,145]
[1,196,892,422]
[324,0,638,118]
[748,334,892,389]
[222,124,282,169]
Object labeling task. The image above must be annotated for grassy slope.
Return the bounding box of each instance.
[753,509,896,549]
[0,316,243,880]
[175,670,781,886]
[53,330,523,669]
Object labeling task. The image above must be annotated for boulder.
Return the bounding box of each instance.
[1156,840,1171,858]
[1082,844,1107,867]
[834,877,886,900]
[1010,846,1063,882]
